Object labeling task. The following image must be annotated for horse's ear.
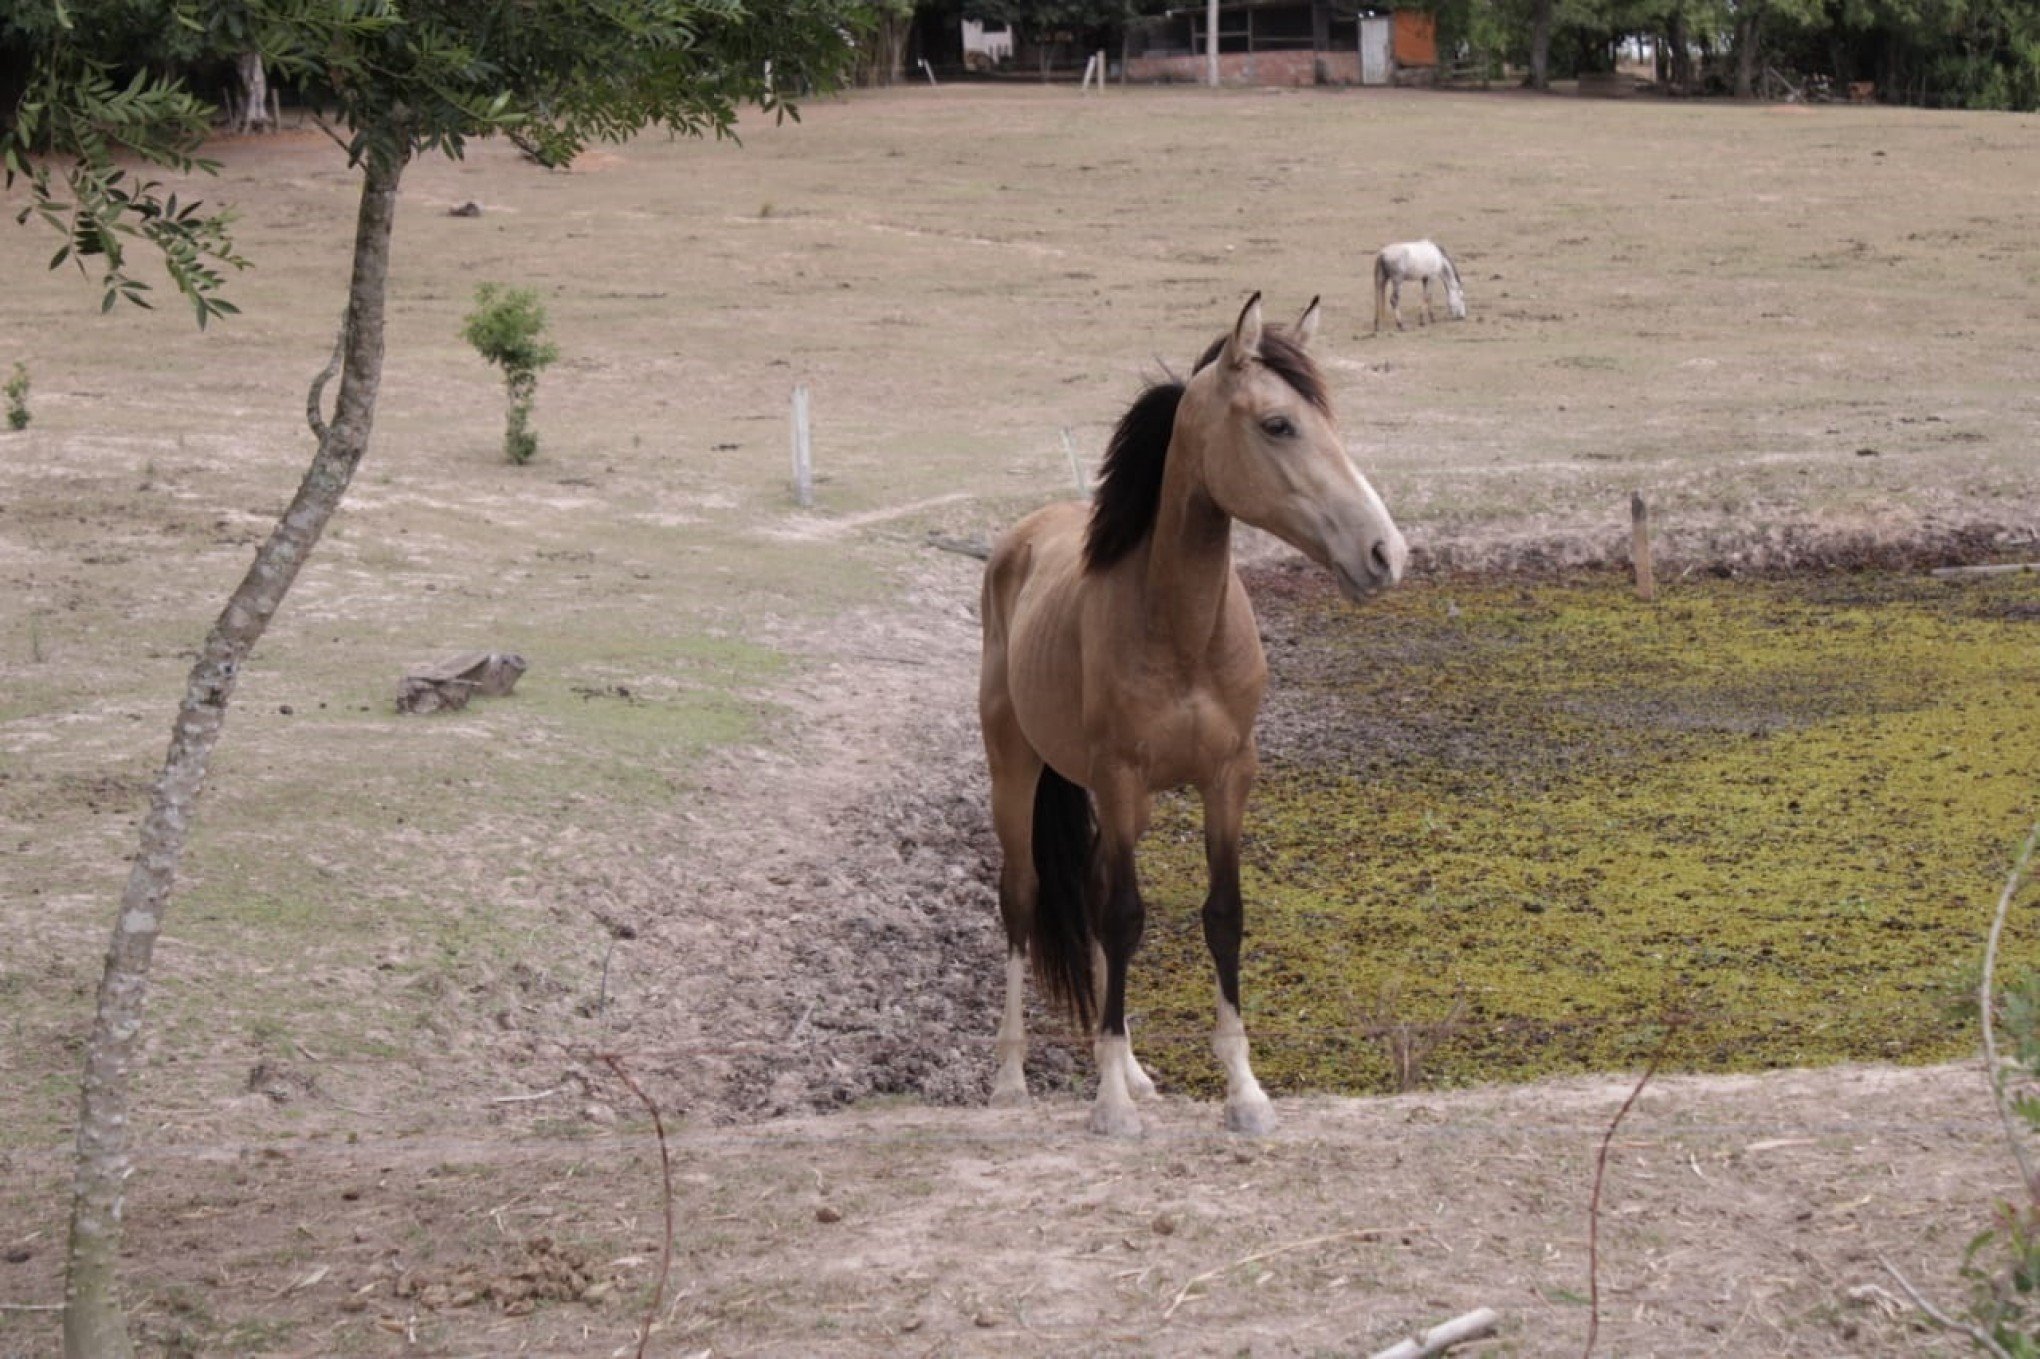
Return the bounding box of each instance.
[1222,292,1264,371]
[1293,295,1322,349]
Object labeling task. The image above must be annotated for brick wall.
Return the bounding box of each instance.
[1125,50,1362,87]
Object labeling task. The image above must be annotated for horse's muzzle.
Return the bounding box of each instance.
[1332,532,1408,601]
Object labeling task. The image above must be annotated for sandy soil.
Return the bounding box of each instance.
[4,86,2039,1355]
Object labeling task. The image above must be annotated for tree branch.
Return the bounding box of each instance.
[1980,821,2040,1204]
[305,319,346,443]
[598,1055,676,1359]
[1584,1013,1683,1359]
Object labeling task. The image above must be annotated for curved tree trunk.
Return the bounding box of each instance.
[62,150,405,1359]
[236,53,272,133]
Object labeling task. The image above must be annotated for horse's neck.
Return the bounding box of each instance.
[1142,446,1235,663]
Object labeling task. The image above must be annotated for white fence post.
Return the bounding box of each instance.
[791,385,813,508]
[1061,427,1088,497]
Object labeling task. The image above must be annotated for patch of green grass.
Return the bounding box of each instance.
[1133,573,2040,1096]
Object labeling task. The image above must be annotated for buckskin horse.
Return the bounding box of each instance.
[978,294,1408,1136]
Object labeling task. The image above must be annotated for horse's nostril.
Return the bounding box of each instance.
[1370,541,1393,577]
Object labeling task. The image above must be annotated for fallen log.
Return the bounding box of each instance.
[396,651,528,714]
[1370,1307,1502,1359]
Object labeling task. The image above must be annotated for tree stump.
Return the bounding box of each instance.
[396,651,528,714]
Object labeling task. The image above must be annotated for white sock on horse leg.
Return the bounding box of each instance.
[1213,995,1276,1134]
[990,951,1029,1106]
[1089,1033,1143,1137]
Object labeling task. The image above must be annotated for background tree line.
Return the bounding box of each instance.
[926,0,2039,109]
[8,0,2030,114]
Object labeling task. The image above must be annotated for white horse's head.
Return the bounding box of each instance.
[1442,254,1468,320]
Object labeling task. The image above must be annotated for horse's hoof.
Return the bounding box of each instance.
[1088,1102,1144,1138]
[1225,1098,1278,1137]
[988,1083,1030,1110]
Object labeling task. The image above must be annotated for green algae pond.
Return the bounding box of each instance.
[1132,566,2040,1097]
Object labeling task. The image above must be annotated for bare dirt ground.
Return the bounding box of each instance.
[3,87,2039,1355]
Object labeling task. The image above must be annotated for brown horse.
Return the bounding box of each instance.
[978,294,1408,1137]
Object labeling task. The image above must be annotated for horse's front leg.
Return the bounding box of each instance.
[1091,941,1157,1100]
[1088,767,1150,1138]
[1419,276,1434,326]
[1202,757,1277,1135]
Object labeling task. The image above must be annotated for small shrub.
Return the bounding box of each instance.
[461,284,557,464]
[5,362,29,430]
[1369,977,1468,1093]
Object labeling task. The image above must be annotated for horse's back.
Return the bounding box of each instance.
[984,502,1087,628]
[1380,239,1444,278]
[981,500,1088,696]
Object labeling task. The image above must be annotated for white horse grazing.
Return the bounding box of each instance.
[1373,240,1466,333]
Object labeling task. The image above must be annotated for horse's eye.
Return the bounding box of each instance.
[1260,415,1296,439]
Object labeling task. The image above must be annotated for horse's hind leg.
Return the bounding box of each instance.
[985,728,1041,1108]
[979,592,1047,1107]
[1201,758,1276,1135]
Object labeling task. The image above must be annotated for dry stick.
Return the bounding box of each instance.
[1162,1227,1417,1322]
[1630,491,1655,602]
[926,532,991,561]
[1369,1306,1502,1359]
[1878,1256,2013,1359]
[1583,1013,1683,1359]
[1062,427,1087,497]
[1930,562,2040,580]
[599,1055,676,1359]
[1873,822,2040,1353]
[1980,821,2040,1202]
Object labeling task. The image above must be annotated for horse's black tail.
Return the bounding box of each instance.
[1030,765,1098,1033]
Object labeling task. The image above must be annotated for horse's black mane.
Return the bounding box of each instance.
[1083,327,1326,574]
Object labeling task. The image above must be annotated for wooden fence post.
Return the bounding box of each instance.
[1630,491,1656,602]
[1062,427,1088,497]
[790,385,813,509]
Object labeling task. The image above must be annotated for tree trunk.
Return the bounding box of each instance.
[1734,8,1761,97]
[1668,8,1694,88]
[236,53,272,133]
[61,150,405,1359]
[1529,0,1554,90]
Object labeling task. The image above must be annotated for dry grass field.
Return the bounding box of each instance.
[2,84,2038,1356]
